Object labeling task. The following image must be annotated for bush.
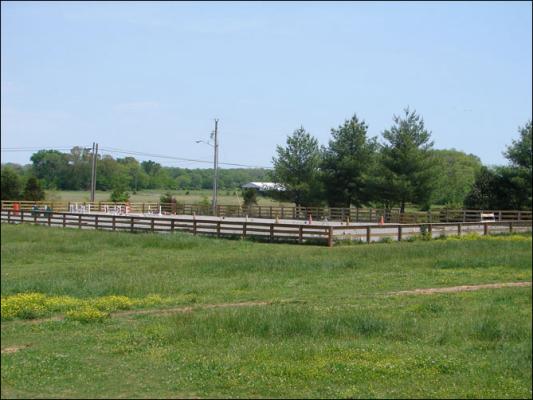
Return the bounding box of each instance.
[242,188,258,207]
[110,188,130,202]
[419,225,432,241]
[22,177,45,201]
[1,166,23,200]
[160,191,175,204]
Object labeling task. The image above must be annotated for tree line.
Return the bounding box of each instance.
[1,149,268,200]
[269,109,531,211]
[1,109,531,210]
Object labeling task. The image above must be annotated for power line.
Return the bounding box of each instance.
[100,146,272,169]
[1,145,272,169]
[1,146,89,152]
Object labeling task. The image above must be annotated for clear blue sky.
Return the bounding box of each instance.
[2,1,531,168]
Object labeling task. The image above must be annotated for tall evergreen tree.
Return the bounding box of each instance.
[376,108,437,212]
[465,121,532,210]
[321,115,378,207]
[270,127,323,207]
[463,166,499,209]
[504,120,532,208]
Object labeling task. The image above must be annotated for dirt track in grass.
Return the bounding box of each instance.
[387,281,531,296]
[3,282,530,332]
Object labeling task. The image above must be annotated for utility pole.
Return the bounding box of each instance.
[90,142,98,202]
[212,119,219,215]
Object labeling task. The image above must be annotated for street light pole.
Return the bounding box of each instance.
[90,142,98,202]
[212,119,219,216]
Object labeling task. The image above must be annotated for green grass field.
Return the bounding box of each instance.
[45,189,292,207]
[1,224,532,398]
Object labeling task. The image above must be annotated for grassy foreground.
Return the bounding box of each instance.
[1,224,532,398]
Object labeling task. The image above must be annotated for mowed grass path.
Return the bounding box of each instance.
[1,224,532,398]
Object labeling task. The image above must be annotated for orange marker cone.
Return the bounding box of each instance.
[379,215,384,225]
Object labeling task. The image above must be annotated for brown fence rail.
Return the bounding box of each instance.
[1,209,531,247]
[1,201,531,223]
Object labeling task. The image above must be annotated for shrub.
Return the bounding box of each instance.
[160,191,175,204]
[242,189,258,208]
[110,188,130,202]
[1,166,23,200]
[23,177,45,201]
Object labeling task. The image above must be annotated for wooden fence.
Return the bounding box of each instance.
[1,209,531,247]
[1,200,531,223]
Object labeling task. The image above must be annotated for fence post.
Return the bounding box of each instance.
[484,223,488,236]
[299,226,303,243]
[7,209,11,224]
[171,219,175,233]
[94,215,98,230]
[518,211,522,221]
[270,224,274,241]
[328,226,333,247]
[498,211,502,221]
[130,217,134,233]
[78,214,82,229]
[398,226,402,241]
[243,222,247,239]
[509,222,513,233]
[151,218,155,232]
[21,210,24,224]
[142,203,145,214]
[193,219,197,235]
[217,221,221,237]
[428,224,433,239]
[457,223,462,236]
[48,213,52,227]
[366,226,371,243]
